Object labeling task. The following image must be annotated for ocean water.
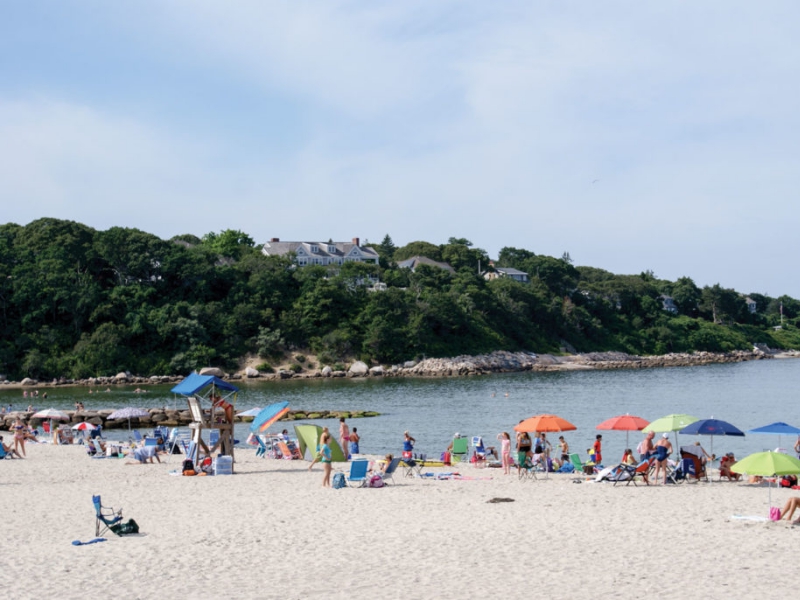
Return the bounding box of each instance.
[3,358,799,461]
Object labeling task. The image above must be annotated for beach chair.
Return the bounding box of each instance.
[614,459,651,486]
[518,457,538,481]
[132,429,143,445]
[679,446,707,482]
[451,437,469,464]
[276,440,302,460]
[93,495,123,536]
[379,458,402,485]
[569,453,594,475]
[402,454,425,478]
[58,427,74,445]
[255,436,269,458]
[344,459,370,487]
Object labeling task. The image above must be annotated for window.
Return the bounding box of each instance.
[310,245,319,253]
[328,245,336,253]
[297,258,307,266]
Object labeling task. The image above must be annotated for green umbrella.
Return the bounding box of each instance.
[642,414,699,452]
[731,451,800,509]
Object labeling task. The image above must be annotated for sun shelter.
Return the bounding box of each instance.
[293,424,347,462]
[171,373,239,469]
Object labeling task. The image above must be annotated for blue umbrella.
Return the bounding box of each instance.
[680,418,745,457]
[250,402,290,434]
[747,422,800,452]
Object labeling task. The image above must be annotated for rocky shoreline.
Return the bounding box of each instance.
[1,348,797,390]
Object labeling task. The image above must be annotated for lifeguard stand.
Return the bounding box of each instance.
[171,373,239,471]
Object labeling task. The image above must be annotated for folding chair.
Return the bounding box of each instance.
[614,459,651,486]
[451,437,469,464]
[132,429,143,445]
[402,454,425,478]
[379,458,401,485]
[92,495,123,536]
[344,459,370,487]
[569,453,594,475]
[518,457,538,481]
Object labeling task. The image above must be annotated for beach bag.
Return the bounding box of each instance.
[769,506,781,521]
[182,459,194,472]
[369,474,385,488]
[332,472,346,489]
[442,451,451,466]
[111,518,140,535]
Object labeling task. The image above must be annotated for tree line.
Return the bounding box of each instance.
[1,218,797,380]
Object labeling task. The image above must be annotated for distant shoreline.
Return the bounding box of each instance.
[1,348,797,391]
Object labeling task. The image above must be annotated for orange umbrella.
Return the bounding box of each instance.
[596,414,650,448]
[514,414,576,433]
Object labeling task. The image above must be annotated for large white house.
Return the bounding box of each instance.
[261,237,379,267]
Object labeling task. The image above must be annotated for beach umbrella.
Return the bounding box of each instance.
[32,408,70,437]
[679,418,744,457]
[71,422,97,431]
[236,406,263,418]
[642,413,698,451]
[596,414,650,448]
[514,414,576,433]
[107,407,150,432]
[747,422,800,452]
[250,402,290,434]
[731,451,800,508]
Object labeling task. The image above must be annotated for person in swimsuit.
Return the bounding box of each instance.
[621,449,637,466]
[339,417,350,459]
[349,427,360,456]
[12,417,27,457]
[794,435,800,460]
[778,497,800,524]
[497,432,512,475]
[318,432,332,487]
[637,431,655,462]
[558,436,570,463]
[402,431,415,459]
[593,435,603,465]
[516,431,532,474]
[653,433,673,484]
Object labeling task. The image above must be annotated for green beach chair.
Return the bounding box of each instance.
[569,453,594,475]
[451,437,469,464]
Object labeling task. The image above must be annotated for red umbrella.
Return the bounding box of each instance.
[596,414,650,448]
[514,414,576,433]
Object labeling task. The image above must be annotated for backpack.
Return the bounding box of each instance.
[369,474,385,488]
[182,459,194,472]
[332,472,346,489]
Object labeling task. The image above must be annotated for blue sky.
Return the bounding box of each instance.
[2,1,799,298]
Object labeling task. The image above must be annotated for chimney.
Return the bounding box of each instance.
[270,238,280,242]
[352,237,360,246]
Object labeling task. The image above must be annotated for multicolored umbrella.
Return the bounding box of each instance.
[108,407,150,432]
[71,422,97,431]
[731,451,800,508]
[32,408,69,421]
[642,413,698,451]
[514,414,576,433]
[596,414,650,448]
[250,402,290,434]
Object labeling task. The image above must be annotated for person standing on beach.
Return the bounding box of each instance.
[349,427,360,456]
[516,431,532,474]
[653,433,673,484]
[402,431,415,459]
[593,435,603,465]
[12,417,27,457]
[497,432,512,475]
[339,417,350,459]
[558,436,570,463]
[637,431,655,462]
[317,432,332,487]
[794,435,800,459]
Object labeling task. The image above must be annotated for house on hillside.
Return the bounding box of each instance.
[261,237,379,267]
[484,267,529,283]
[744,297,757,314]
[397,256,455,273]
[660,295,678,314]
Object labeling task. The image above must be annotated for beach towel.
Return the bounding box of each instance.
[72,538,107,546]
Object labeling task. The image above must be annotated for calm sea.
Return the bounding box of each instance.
[3,358,799,460]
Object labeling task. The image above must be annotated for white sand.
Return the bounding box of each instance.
[1,443,797,600]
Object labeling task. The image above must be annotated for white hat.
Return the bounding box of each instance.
[662,433,669,439]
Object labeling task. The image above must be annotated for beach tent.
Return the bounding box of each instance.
[293,424,347,462]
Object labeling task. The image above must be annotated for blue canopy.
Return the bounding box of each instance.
[170,373,239,396]
[748,422,800,435]
[680,418,745,437]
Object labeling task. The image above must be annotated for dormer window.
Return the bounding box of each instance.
[328,245,336,253]
[310,245,319,253]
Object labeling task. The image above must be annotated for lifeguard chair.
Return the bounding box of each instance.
[171,373,239,472]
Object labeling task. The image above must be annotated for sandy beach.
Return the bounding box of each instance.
[1,442,797,600]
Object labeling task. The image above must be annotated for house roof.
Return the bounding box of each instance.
[397,256,455,273]
[495,267,528,277]
[262,240,378,260]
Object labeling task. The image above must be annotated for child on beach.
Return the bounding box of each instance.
[593,434,603,465]
[317,432,332,487]
[558,436,570,463]
[497,432,512,475]
[349,427,360,455]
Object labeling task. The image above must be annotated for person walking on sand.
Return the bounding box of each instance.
[317,432,333,487]
[339,417,350,459]
[653,433,673,484]
[497,432,512,475]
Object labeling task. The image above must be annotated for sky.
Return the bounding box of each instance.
[2,1,799,298]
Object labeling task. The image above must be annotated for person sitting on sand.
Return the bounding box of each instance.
[0,435,23,458]
[719,453,742,481]
[653,433,673,485]
[778,497,800,524]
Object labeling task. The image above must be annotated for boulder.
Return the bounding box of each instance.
[20,377,37,386]
[403,361,417,369]
[199,367,225,378]
[114,372,128,381]
[321,366,332,377]
[369,366,384,376]
[245,367,260,378]
[349,361,369,376]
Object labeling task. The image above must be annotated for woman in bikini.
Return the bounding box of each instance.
[13,417,27,457]
[339,417,350,459]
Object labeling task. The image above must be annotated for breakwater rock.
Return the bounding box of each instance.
[0,408,380,433]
